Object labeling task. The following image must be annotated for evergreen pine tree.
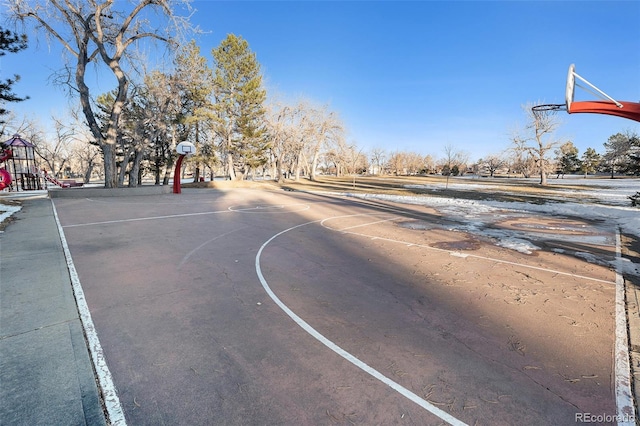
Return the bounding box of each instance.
[0,27,28,120]
[211,34,267,180]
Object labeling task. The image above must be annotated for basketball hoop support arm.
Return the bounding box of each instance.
[173,141,196,194]
[173,154,186,194]
[572,70,623,108]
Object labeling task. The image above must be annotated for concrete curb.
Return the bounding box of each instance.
[0,198,107,425]
[48,185,171,198]
[625,279,640,423]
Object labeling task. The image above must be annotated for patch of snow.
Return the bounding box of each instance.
[334,182,639,277]
[0,204,21,228]
[575,252,609,267]
[616,257,640,277]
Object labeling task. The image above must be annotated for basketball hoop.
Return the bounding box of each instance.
[531,104,567,114]
[532,64,640,122]
[173,141,197,194]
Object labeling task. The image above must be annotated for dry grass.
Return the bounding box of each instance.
[182,179,281,191]
[257,175,600,204]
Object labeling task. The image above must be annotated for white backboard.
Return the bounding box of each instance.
[566,64,575,111]
[176,141,196,155]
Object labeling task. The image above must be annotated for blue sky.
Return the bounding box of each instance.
[2,1,639,161]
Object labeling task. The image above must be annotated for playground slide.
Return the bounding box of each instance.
[43,172,70,188]
[0,148,12,190]
[0,149,11,162]
[0,169,11,190]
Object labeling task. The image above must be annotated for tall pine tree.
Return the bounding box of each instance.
[580,147,601,177]
[211,34,267,180]
[174,40,215,182]
[0,27,28,121]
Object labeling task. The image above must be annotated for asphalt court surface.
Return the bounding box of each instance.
[52,188,622,425]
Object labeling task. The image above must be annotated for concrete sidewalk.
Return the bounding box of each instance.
[0,197,107,425]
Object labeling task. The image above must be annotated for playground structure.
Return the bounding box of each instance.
[1,134,42,191]
[0,145,12,190]
[41,170,79,188]
[532,64,640,123]
[0,134,85,192]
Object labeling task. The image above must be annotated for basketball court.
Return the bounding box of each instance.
[51,186,632,425]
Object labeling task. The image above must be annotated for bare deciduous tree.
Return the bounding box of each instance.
[9,0,191,187]
[423,154,435,174]
[479,154,506,177]
[308,105,344,181]
[265,99,344,183]
[265,102,299,183]
[37,115,74,178]
[512,103,563,185]
[369,147,386,175]
[341,143,366,188]
[441,143,466,188]
[386,151,406,176]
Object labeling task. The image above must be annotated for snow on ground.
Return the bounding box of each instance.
[0,203,21,231]
[336,177,640,277]
[407,176,640,206]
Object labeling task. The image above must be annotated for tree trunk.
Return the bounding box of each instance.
[310,149,320,181]
[118,149,132,187]
[128,149,144,187]
[102,144,118,188]
[276,156,285,183]
[294,152,302,181]
[540,170,547,185]
[83,162,94,184]
[194,165,200,183]
[227,153,237,180]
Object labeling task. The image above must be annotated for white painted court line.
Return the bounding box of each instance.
[323,213,635,425]
[614,231,635,425]
[337,216,402,231]
[63,203,311,228]
[62,209,231,228]
[178,226,247,269]
[51,200,127,426]
[255,218,468,426]
[228,203,310,213]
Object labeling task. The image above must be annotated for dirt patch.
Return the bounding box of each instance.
[431,239,481,251]
[498,217,598,236]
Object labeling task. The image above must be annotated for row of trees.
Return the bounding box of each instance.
[476,130,639,180]
[495,105,640,184]
[3,84,638,186]
[2,2,638,189]
[2,104,638,186]
[4,0,352,187]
